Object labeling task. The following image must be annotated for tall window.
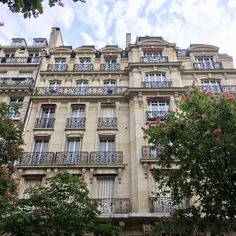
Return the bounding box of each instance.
[104,59,117,70]
[36,106,55,128]
[41,107,55,119]
[53,58,66,71]
[33,139,49,154]
[71,106,85,118]
[31,138,49,164]
[99,138,115,152]
[9,98,23,118]
[144,73,167,87]
[143,50,164,62]
[147,100,169,120]
[201,80,221,93]
[195,57,214,69]
[76,81,88,95]
[49,81,61,94]
[23,177,42,198]
[103,80,116,94]
[66,138,81,153]
[101,107,115,118]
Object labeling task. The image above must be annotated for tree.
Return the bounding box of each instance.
[0,103,24,225]
[2,171,119,236]
[143,88,236,234]
[0,0,86,18]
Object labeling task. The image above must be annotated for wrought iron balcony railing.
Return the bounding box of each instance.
[142,146,162,159]
[200,85,236,94]
[34,87,128,96]
[47,64,68,72]
[142,81,172,88]
[0,77,34,87]
[73,64,93,71]
[8,111,21,119]
[93,198,130,214]
[0,57,41,63]
[149,197,185,213]
[146,111,169,121]
[98,117,117,128]
[35,118,55,128]
[89,151,123,164]
[19,152,54,165]
[100,63,120,71]
[54,152,89,165]
[193,62,223,70]
[66,118,86,128]
[140,56,168,63]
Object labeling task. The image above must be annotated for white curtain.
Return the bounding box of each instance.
[96,178,114,198]
[101,107,115,118]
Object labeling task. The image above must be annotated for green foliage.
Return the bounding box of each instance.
[0,0,85,18]
[0,103,23,225]
[2,171,119,236]
[144,88,236,233]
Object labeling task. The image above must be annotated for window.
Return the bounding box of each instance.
[143,50,165,62]
[19,72,33,78]
[35,106,55,128]
[147,100,169,121]
[98,106,116,128]
[67,105,86,128]
[101,107,115,118]
[99,138,115,152]
[41,107,55,119]
[5,53,15,63]
[103,59,118,70]
[55,58,66,64]
[49,81,61,94]
[29,53,40,63]
[201,80,222,93]
[144,73,167,87]
[76,81,88,95]
[8,98,23,118]
[66,138,81,153]
[11,39,26,46]
[195,57,215,69]
[71,106,85,118]
[33,38,47,46]
[29,53,39,57]
[79,58,91,64]
[63,138,81,164]
[96,177,115,213]
[103,80,116,94]
[23,177,42,197]
[52,58,67,71]
[31,138,49,164]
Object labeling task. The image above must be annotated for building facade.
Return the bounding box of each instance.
[1,28,236,236]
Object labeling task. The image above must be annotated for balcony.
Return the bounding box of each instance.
[34,87,128,96]
[73,64,93,71]
[35,118,55,129]
[193,62,223,70]
[142,146,161,159]
[146,111,169,121]
[0,57,41,63]
[8,110,21,119]
[100,63,120,71]
[47,64,68,72]
[66,118,86,128]
[142,81,172,88]
[89,151,123,164]
[54,152,89,165]
[18,152,54,165]
[98,117,117,128]
[0,77,34,87]
[200,85,236,94]
[140,56,168,63]
[93,198,130,214]
[149,197,185,213]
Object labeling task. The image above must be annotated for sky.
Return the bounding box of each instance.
[0,0,236,63]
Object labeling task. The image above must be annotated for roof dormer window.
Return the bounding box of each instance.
[11,38,27,46]
[33,38,48,46]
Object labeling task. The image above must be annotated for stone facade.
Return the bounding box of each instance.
[0,28,236,236]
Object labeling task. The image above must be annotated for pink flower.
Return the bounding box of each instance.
[156,119,161,126]
[212,128,222,135]
[2,164,8,173]
[214,138,220,143]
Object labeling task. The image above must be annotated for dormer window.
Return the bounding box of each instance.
[194,57,222,70]
[33,38,47,46]
[101,58,119,70]
[11,38,27,46]
[141,49,168,63]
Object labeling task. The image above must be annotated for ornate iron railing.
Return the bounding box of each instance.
[199,85,236,94]
[0,57,41,63]
[142,81,172,88]
[89,151,123,164]
[47,64,68,72]
[193,62,223,70]
[146,111,169,121]
[18,152,54,165]
[54,152,89,165]
[149,197,184,213]
[93,198,130,214]
[73,64,93,71]
[142,146,162,159]
[66,118,86,128]
[100,63,120,71]
[98,117,117,128]
[34,87,128,96]
[140,56,168,63]
[0,77,34,87]
[35,118,55,128]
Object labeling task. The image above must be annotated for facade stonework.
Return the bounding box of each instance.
[1,28,236,236]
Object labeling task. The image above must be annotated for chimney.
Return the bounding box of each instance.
[49,27,64,48]
[126,33,131,48]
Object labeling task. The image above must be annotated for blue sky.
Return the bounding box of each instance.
[0,0,236,62]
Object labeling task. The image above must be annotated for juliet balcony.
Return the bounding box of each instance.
[140,56,168,63]
[146,111,169,121]
[35,118,55,129]
[93,198,130,214]
[73,64,93,71]
[0,57,41,63]
[142,81,172,88]
[100,63,120,71]
[97,117,117,128]
[0,77,34,87]
[149,197,186,213]
[34,87,128,96]
[47,64,68,72]
[66,118,86,129]
[193,62,223,70]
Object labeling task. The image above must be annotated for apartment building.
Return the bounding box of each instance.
[1,28,236,235]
